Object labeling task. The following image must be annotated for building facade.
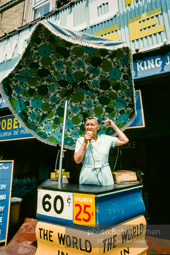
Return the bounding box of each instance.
[0,0,170,223]
[0,0,25,37]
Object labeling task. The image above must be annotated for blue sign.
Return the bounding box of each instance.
[133,52,170,79]
[0,161,14,244]
[0,115,34,142]
[129,90,145,128]
[0,97,7,109]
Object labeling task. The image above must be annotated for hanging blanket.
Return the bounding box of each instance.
[0,20,136,149]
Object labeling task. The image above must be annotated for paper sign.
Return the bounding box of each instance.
[37,189,73,220]
[73,193,95,226]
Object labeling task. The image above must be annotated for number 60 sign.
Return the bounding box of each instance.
[73,194,96,226]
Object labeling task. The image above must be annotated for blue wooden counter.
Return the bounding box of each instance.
[36,180,145,231]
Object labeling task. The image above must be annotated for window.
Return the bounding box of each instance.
[32,0,50,20]
[24,0,57,24]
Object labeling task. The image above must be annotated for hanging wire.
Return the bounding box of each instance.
[54,148,60,177]
[112,146,120,171]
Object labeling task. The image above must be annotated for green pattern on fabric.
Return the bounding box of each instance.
[0,21,136,149]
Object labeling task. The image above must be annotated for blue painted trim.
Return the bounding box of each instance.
[96,184,143,197]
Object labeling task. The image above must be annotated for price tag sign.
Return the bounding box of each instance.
[37,189,73,220]
[73,193,95,226]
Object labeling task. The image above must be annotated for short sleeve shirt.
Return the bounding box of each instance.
[75,134,117,168]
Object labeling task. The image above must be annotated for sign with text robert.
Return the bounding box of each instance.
[0,161,14,245]
[0,115,34,142]
[37,190,96,226]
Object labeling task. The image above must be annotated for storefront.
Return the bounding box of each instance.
[128,46,170,223]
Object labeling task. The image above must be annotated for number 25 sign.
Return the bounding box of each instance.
[73,193,95,226]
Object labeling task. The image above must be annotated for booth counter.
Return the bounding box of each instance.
[35,181,148,255]
[36,180,145,230]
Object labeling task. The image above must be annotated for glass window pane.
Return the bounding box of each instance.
[34,0,45,5]
[33,2,50,19]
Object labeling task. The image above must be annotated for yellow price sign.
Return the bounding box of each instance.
[73,193,95,226]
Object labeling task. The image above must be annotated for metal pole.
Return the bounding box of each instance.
[58,100,68,184]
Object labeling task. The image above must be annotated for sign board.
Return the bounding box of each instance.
[37,189,73,221]
[73,193,95,226]
[128,90,145,129]
[0,115,34,142]
[35,216,147,255]
[0,160,14,245]
[133,52,170,79]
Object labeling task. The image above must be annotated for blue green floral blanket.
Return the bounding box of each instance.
[0,20,136,149]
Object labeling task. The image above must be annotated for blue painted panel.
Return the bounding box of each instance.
[95,187,145,229]
[0,161,13,243]
[129,91,144,128]
[133,51,170,79]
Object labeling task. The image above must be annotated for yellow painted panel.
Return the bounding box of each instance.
[94,24,120,41]
[94,24,119,36]
[128,7,164,41]
[126,0,139,6]
[138,18,158,29]
[128,7,162,23]
[35,216,148,255]
[126,0,132,5]
[103,33,120,41]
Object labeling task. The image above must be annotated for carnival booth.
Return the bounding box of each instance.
[36,180,147,254]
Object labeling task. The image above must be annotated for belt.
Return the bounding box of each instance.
[83,163,109,168]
